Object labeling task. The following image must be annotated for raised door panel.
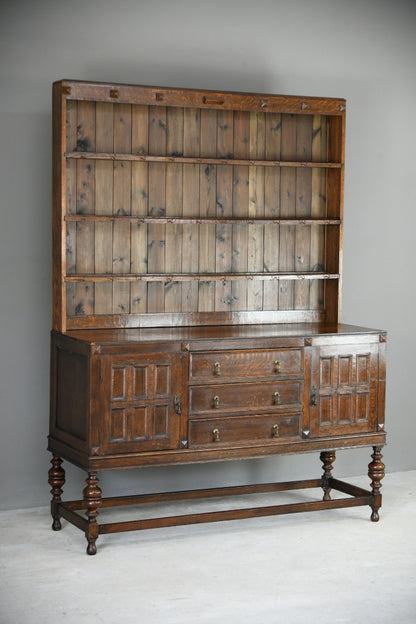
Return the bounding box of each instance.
[100,353,183,453]
[310,344,378,436]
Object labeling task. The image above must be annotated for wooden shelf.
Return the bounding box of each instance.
[65,151,342,169]
[65,215,341,225]
[65,272,340,283]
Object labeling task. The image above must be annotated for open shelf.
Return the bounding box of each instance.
[53,84,344,330]
[65,150,342,169]
[65,215,341,225]
[65,272,340,283]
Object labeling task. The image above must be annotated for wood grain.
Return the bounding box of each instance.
[198,109,217,311]
[263,112,282,311]
[215,110,233,311]
[182,108,200,312]
[75,101,95,315]
[279,114,296,310]
[294,115,313,309]
[131,104,149,314]
[165,107,184,312]
[113,104,132,314]
[147,106,167,313]
[94,102,113,314]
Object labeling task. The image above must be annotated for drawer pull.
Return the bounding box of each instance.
[274,391,281,405]
[272,424,279,438]
[212,428,220,442]
[213,395,220,409]
[274,359,281,373]
[214,362,221,376]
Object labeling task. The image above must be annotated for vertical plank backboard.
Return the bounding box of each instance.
[325,115,344,323]
[294,115,313,309]
[248,112,265,310]
[165,107,184,312]
[182,108,200,312]
[310,115,327,310]
[279,114,297,310]
[131,104,149,314]
[95,102,114,314]
[65,99,77,317]
[215,110,233,311]
[148,106,167,313]
[263,112,281,310]
[199,109,217,311]
[113,104,132,314]
[231,111,249,311]
[75,101,95,315]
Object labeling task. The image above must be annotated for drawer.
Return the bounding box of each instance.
[190,381,302,415]
[189,414,301,448]
[190,349,303,383]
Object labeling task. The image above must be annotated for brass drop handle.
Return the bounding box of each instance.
[214,362,221,376]
[274,391,281,405]
[213,395,220,409]
[272,424,279,438]
[212,428,220,442]
[274,359,281,373]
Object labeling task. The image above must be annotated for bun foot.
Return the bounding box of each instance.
[86,540,97,555]
[52,518,62,531]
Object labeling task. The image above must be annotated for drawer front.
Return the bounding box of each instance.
[190,349,303,383]
[189,414,301,448]
[190,381,302,415]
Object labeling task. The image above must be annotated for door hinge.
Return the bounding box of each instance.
[174,394,182,415]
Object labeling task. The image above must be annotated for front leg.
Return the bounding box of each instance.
[83,472,102,555]
[48,454,65,530]
[368,446,385,522]
[320,450,336,501]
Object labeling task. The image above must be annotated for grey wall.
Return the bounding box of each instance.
[1,0,415,510]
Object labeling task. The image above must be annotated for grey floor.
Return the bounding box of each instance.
[1,470,415,624]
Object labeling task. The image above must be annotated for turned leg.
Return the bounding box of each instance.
[48,454,65,531]
[83,472,102,555]
[320,450,336,501]
[368,446,385,522]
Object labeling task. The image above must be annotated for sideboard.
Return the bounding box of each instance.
[48,80,386,554]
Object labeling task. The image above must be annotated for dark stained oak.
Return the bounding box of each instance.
[368,446,385,522]
[49,81,386,553]
[48,455,65,531]
[320,450,336,501]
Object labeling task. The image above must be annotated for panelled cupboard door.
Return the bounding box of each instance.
[99,353,184,453]
[309,343,379,436]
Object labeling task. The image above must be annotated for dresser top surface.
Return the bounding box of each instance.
[62,323,385,347]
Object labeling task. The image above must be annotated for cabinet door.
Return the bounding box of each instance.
[100,353,184,453]
[309,343,378,436]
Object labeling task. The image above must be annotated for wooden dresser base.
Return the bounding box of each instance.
[49,447,385,555]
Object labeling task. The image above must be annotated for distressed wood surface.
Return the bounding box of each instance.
[94,102,113,314]
[165,106,184,313]
[147,106,167,313]
[112,103,131,315]
[75,101,95,316]
[131,104,149,314]
[279,114,297,310]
